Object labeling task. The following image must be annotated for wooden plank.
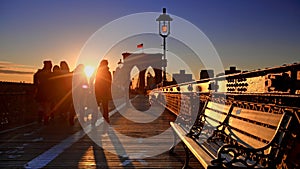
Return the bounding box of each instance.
[204,109,227,127]
[231,107,282,126]
[207,102,231,113]
[224,128,268,149]
[170,122,213,168]
[1,97,204,169]
[203,102,232,127]
[229,117,277,142]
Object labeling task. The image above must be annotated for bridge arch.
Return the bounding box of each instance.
[113,52,163,95]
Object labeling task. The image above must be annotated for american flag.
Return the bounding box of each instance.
[137,43,143,48]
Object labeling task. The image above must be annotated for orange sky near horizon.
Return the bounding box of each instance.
[1,1,299,83]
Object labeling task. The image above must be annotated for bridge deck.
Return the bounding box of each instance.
[0,95,202,168]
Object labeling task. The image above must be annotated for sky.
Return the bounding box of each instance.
[0,0,299,83]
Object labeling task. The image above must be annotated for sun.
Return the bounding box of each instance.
[84,65,95,78]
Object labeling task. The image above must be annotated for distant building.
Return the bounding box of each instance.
[200,69,214,80]
[172,70,193,84]
[225,66,241,75]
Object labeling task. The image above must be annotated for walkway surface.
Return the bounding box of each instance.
[0,95,202,168]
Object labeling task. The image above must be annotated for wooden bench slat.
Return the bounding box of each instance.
[224,127,271,150]
[229,117,278,143]
[204,109,227,127]
[203,102,232,127]
[207,102,231,113]
[170,122,214,168]
[231,107,282,126]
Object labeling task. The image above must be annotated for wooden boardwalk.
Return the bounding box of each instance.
[0,95,202,168]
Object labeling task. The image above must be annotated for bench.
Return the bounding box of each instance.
[170,99,233,167]
[171,100,295,169]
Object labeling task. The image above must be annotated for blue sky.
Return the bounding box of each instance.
[0,0,299,82]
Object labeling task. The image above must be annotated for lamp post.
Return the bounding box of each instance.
[156,8,173,86]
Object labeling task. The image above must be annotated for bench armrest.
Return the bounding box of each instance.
[211,144,271,168]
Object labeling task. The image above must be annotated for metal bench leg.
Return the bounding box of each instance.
[182,143,190,169]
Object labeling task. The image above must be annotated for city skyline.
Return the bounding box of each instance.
[1,0,300,83]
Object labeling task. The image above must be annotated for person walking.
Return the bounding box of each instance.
[95,60,112,133]
[49,65,61,121]
[33,60,53,125]
[59,61,74,125]
[72,64,88,123]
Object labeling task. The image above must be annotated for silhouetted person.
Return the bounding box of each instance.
[61,61,77,125]
[60,61,69,72]
[49,65,61,120]
[34,68,43,122]
[72,64,88,123]
[95,60,112,133]
[33,60,53,124]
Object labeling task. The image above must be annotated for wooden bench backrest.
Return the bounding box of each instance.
[226,104,284,149]
[193,101,233,144]
[204,101,232,127]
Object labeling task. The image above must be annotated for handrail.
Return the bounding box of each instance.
[162,62,300,89]
[154,62,299,96]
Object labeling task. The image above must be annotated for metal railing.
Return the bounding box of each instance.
[149,62,300,128]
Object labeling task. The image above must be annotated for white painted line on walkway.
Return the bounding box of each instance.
[0,122,37,135]
[24,103,126,169]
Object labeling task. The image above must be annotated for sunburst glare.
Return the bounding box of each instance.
[84,65,95,78]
